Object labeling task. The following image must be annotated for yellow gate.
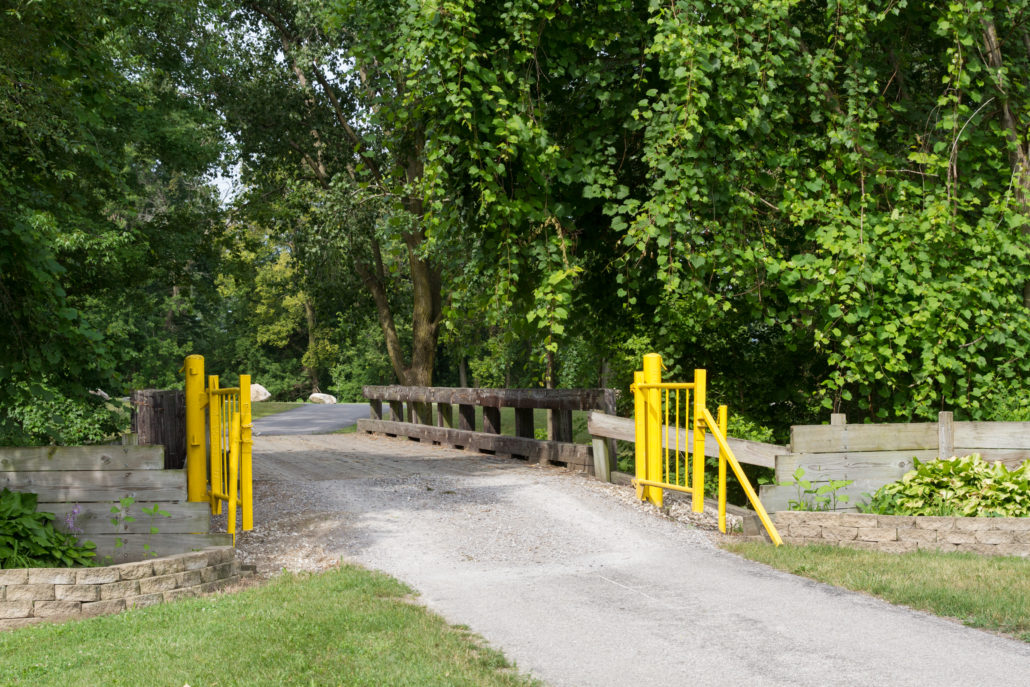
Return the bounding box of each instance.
[182,354,253,544]
[631,353,781,545]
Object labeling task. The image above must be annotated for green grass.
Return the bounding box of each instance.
[722,541,1030,642]
[249,401,305,420]
[0,565,537,687]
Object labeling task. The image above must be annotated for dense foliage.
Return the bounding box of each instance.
[4,0,1030,445]
[863,455,1030,517]
[0,489,96,568]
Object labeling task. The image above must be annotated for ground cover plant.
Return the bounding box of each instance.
[862,455,1030,517]
[0,565,536,687]
[0,489,95,569]
[723,542,1030,642]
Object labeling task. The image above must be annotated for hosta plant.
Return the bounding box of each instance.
[0,488,96,568]
[862,455,1030,518]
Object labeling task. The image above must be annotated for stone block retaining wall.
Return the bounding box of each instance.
[0,546,250,630]
[743,511,1030,556]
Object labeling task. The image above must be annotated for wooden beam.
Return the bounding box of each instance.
[356,419,592,467]
[1,470,186,502]
[388,401,403,422]
[954,421,1030,449]
[0,446,164,472]
[45,501,211,535]
[586,412,782,469]
[458,404,476,432]
[938,411,954,459]
[363,385,616,410]
[592,437,612,483]
[483,407,502,435]
[790,423,938,454]
[514,408,534,438]
[437,403,454,429]
[550,409,573,443]
[86,533,233,564]
[369,399,383,421]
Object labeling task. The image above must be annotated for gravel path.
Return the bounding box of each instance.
[229,433,1030,686]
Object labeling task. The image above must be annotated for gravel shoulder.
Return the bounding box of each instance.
[225,433,1030,687]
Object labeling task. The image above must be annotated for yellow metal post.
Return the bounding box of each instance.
[643,354,663,507]
[633,370,647,501]
[208,375,222,515]
[692,368,706,513]
[184,355,207,502]
[240,374,253,532]
[227,411,240,546]
[717,404,728,533]
[702,407,782,546]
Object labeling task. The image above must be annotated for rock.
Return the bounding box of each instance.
[250,383,272,402]
[308,393,337,404]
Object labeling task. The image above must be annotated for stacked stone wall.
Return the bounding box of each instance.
[0,546,250,630]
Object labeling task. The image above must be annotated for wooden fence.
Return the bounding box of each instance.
[131,389,186,469]
[358,386,617,474]
[759,411,1030,511]
[0,445,230,562]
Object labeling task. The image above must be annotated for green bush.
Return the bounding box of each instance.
[863,455,1030,518]
[0,489,96,568]
[0,382,128,446]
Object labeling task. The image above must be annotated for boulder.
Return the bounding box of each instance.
[250,383,272,402]
[308,393,337,404]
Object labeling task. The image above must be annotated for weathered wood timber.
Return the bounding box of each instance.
[357,419,592,468]
[483,407,502,435]
[790,422,939,453]
[514,408,534,439]
[41,501,211,535]
[773,450,938,483]
[954,421,1030,449]
[370,399,383,421]
[458,404,476,432]
[86,533,233,563]
[0,445,163,472]
[586,412,782,469]
[131,389,186,469]
[363,385,616,410]
[1,469,186,503]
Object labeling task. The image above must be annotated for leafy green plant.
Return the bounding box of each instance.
[861,455,1030,518]
[783,468,853,512]
[109,496,171,557]
[0,488,96,568]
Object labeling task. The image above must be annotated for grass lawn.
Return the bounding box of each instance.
[0,565,536,687]
[249,401,305,420]
[722,541,1030,642]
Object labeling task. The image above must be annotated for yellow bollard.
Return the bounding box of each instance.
[692,368,706,513]
[184,355,207,502]
[718,404,728,533]
[643,354,663,507]
[240,374,253,532]
[208,375,222,515]
[633,370,647,501]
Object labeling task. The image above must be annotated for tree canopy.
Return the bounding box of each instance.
[4,0,1030,444]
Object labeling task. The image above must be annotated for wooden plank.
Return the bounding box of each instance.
[592,437,612,483]
[938,411,954,459]
[1,470,186,502]
[44,501,211,535]
[131,389,185,469]
[369,400,383,421]
[954,422,1030,449]
[388,401,404,422]
[954,448,1030,466]
[356,419,592,466]
[412,401,433,425]
[586,412,782,468]
[758,480,886,513]
[551,409,573,443]
[774,450,936,483]
[86,533,233,564]
[0,445,164,472]
[514,408,535,439]
[437,403,454,429]
[790,423,938,453]
[483,407,502,435]
[830,414,846,426]
[458,404,476,432]
[363,385,615,410]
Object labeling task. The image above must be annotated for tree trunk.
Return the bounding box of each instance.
[459,356,468,387]
[303,298,320,392]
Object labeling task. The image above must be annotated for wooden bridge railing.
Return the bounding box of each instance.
[358,386,617,474]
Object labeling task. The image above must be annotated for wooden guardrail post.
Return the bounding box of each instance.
[369,399,383,420]
[938,411,954,459]
[131,389,186,470]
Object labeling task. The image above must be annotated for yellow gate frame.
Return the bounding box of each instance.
[182,355,253,544]
[631,353,781,546]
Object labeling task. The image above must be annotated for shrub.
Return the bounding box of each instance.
[0,489,96,568]
[862,455,1030,517]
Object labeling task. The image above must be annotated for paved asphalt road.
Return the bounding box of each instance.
[251,403,369,435]
[247,434,1030,687]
